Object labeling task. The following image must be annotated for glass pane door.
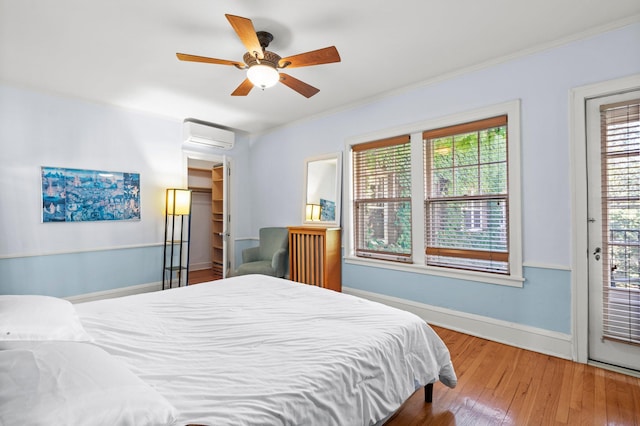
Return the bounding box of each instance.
[587,90,640,372]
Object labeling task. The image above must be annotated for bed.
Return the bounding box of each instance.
[0,274,457,425]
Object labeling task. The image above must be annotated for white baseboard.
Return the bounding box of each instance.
[66,281,162,304]
[343,286,573,360]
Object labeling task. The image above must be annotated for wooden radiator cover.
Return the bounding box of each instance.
[288,226,341,292]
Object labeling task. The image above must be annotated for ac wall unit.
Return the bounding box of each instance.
[183,121,235,150]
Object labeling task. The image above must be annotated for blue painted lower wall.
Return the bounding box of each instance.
[343,263,571,335]
[0,238,260,298]
[1,243,571,336]
[0,245,162,298]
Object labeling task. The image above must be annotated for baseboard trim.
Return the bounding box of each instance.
[343,286,573,360]
[66,281,162,304]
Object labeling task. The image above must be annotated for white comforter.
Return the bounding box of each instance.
[76,275,456,426]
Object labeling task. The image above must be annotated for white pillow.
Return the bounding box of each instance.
[0,295,93,341]
[0,341,178,426]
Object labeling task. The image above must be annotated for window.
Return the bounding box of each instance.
[424,116,510,274]
[352,135,412,262]
[346,101,522,286]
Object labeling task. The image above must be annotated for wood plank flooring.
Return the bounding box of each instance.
[188,268,221,285]
[385,326,640,425]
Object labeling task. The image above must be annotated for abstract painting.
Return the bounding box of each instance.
[320,198,336,221]
[41,167,140,222]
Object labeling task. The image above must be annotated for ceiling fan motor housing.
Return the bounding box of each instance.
[256,31,274,49]
[243,50,281,69]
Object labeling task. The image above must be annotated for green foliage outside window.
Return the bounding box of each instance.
[356,143,412,255]
[605,138,640,290]
[428,126,508,255]
[354,121,511,268]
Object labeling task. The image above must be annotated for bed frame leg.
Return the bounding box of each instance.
[424,383,433,403]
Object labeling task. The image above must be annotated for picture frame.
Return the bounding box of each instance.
[41,166,140,222]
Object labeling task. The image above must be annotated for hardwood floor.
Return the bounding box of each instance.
[188,268,221,285]
[385,326,640,426]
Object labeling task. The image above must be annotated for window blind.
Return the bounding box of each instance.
[352,135,412,262]
[423,116,509,274]
[600,99,640,345]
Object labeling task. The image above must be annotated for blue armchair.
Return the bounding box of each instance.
[233,227,289,278]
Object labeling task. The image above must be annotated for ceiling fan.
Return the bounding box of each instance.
[176,14,341,98]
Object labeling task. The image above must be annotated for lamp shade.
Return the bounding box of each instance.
[247,64,280,89]
[166,189,192,215]
[305,203,321,221]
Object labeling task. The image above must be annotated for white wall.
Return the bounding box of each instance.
[250,23,640,268]
[247,23,640,336]
[0,85,182,256]
[0,84,251,296]
[1,23,638,339]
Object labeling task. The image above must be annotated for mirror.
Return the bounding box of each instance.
[302,152,342,227]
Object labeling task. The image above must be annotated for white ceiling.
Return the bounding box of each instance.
[1,1,639,135]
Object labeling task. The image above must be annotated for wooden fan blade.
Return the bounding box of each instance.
[231,78,254,96]
[176,53,244,68]
[225,14,263,59]
[279,73,320,98]
[279,46,340,69]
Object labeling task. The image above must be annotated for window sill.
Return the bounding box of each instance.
[344,255,524,288]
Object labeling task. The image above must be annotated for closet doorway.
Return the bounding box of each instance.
[185,154,231,282]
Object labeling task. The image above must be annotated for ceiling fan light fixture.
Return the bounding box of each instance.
[247,64,280,89]
[177,16,340,97]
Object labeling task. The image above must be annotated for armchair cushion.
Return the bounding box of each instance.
[233,227,289,278]
[235,261,275,277]
[258,228,289,261]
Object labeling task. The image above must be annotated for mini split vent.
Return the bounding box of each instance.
[183,120,235,150]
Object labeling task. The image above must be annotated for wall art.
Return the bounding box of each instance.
[41,167,140,222]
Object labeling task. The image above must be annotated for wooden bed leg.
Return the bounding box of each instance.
[424,383,433,403]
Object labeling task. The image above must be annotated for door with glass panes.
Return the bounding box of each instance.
[587,90,640,371]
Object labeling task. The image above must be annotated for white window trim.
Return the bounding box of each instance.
[344,100,523,288]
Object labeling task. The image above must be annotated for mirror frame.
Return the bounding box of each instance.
[302,152,342,227]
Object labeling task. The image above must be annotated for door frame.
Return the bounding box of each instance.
[570,73,640,364]
[182,150,234,277]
